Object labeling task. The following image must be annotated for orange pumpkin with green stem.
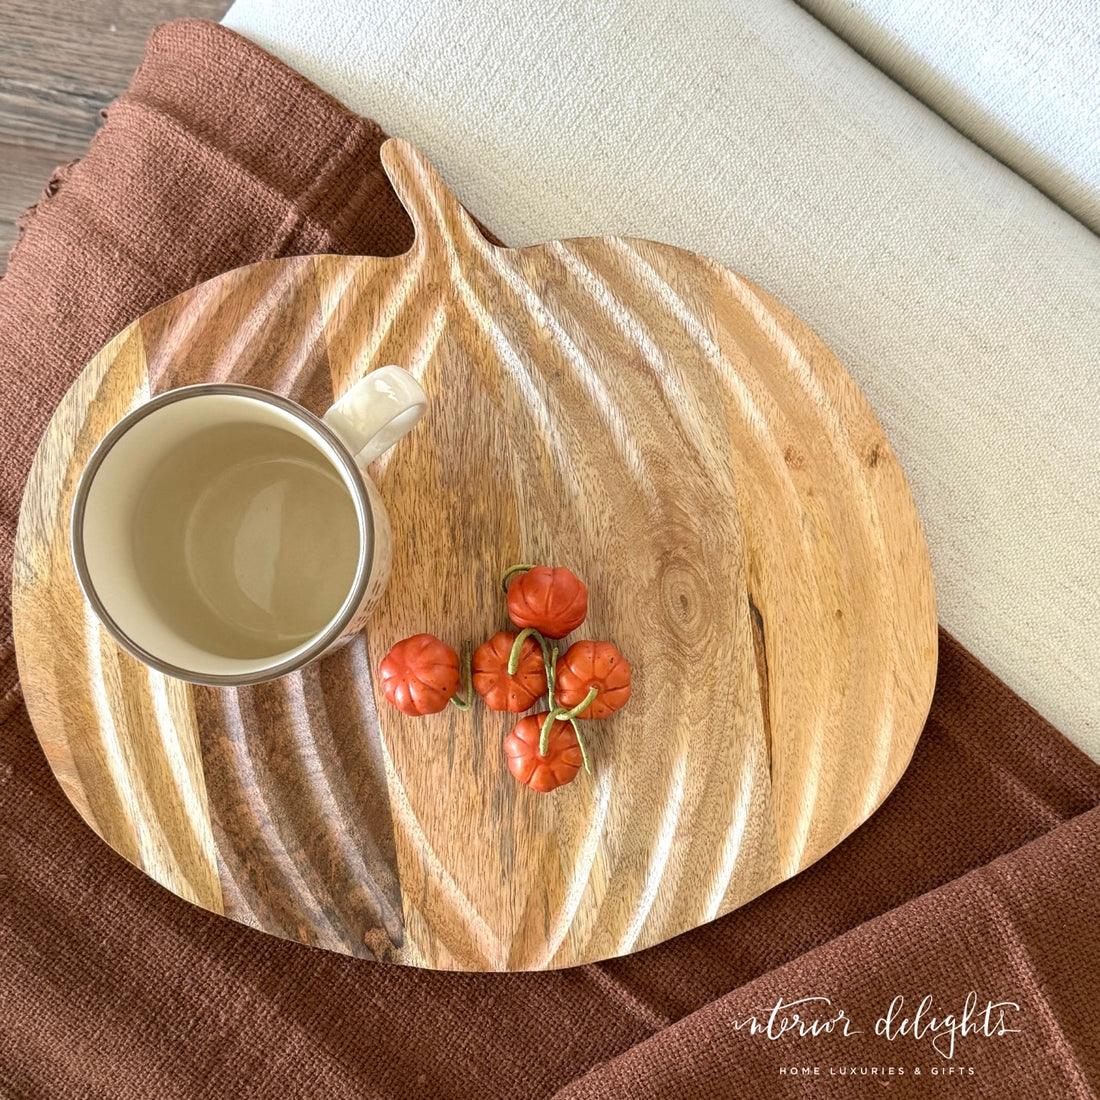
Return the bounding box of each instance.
[379,634,472,716]
[472,630,547,712]
[555,640,632,719]
[504,713,585,792]
[502,563,587,639]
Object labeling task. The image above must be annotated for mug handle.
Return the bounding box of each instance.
[322,365,428,467]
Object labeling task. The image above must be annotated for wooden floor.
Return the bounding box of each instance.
[1,1,229,276]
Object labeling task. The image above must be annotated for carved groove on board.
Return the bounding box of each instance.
[14,325,223,913]
[13,138,937,970]
[149,307,407,963]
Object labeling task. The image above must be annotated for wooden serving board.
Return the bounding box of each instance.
[13,138,937,970]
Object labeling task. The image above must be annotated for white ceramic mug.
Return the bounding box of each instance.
[70,366,427,685]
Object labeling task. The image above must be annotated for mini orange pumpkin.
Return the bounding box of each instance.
[473,631,548,712]
[555,640,632,719]
[504,713,584,792]
[379,633,460,715]
[505,565,587,639]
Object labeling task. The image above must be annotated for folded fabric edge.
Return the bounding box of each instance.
[791,0,1100,237]
[554,804,1100,1096]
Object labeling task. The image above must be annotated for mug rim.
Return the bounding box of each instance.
[70,382,376,686]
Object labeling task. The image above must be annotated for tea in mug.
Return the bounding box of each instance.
[131,422,361,659]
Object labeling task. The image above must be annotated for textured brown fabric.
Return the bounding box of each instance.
[1,19,1098,1098]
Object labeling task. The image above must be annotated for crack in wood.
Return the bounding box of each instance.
[748,593,773,784]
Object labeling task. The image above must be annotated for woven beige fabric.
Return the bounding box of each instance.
[798,0,1100,232]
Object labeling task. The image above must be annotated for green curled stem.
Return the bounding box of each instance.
[538,712,555,755]
[538,685,597,754]
[538,645,559,754]
[537,687,597,747]
[557,685,598,723]
[450,640,473,711]
[507,627,541,675]
[572,718,592,774]
[542,643,558,711]
[500,562,534,595]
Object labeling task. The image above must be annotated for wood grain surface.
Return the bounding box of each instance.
[0,0,229,274]
[13,138,938,970]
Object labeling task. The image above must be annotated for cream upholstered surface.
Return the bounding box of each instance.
[798,0,1100,233]
[223,0,1100,760]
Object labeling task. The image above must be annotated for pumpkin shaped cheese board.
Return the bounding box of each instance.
[12,138,937,971]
